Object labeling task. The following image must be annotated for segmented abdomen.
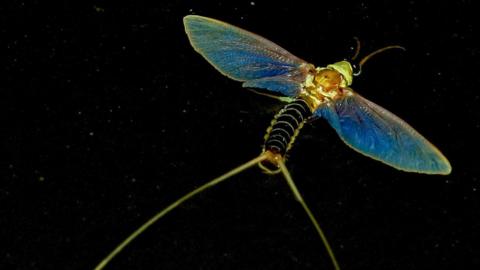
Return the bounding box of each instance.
[263,99,312,156]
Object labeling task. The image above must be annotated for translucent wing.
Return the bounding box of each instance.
[184,15,313,97]
[315,90,451,174]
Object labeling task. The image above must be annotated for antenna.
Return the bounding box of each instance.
[351,39,405,76]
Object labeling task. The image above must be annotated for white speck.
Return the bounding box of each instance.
[89,132,94,136]
[189,8,193,12]
[250,1,255,6]
[182,109,187,113]
[94,6,105,13]
[122,46,126,50]
[78,111,82,115]
[39,176,45,181]
[131,178,136,183]
[473,187,477,192]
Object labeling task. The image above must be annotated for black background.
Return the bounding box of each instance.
[2,1,478,269]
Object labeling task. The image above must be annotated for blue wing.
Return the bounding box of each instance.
[315,90,451,174]
[184,15,313,97]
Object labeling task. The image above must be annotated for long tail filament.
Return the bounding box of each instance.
[94,152,339,270]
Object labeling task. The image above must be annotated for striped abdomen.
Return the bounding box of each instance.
[261,99,312,172]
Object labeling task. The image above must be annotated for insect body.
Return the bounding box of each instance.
[260,61,354,172]
[95,15,451,270]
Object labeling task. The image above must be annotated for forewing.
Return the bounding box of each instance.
[242,68,309,97]
[184,15,313,96]
[315,90,451,174]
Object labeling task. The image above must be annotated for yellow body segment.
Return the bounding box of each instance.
[300,61,354,112]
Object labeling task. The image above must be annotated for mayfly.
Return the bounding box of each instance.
[95,15,451,270]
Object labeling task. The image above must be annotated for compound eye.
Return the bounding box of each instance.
[352,63,361,76]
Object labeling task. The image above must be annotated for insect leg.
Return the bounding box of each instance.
[277,159,340,270]
[94,153,269,270]
[245,88,295,103]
